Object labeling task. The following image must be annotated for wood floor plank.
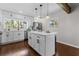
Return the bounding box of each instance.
[56,42,79,56]
[0,40,79,56]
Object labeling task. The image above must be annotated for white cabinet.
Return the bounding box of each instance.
[17,31,24,41]
[39,35,45,55]
[1,32,10,44]
[0,10,29,45]
[13,31,24,42]
[2,10,16,18]
[28,32,34,48]
[0,31,24,44]
[9,31,14,42]
[14,31,19,41]
[1,31,13,44]
[28,31,56,56]
[34,35,40,53]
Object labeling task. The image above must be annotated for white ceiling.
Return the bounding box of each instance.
[0,3,61,17]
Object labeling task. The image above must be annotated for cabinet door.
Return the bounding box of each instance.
[13,31,24,42]
[2,32,10,44]
[22,19,28,31]
[39,35,45,56]
[14,31,19,41]
[18,31,24,41]
[28,32,34,48]
[3,17,11,31]
[46,35,55,56]
[1,32,14,44]
[34,34,40,53]
[8,31,14,42]
[0,11,3,31]
[2,11,10,18]
[0,34,2,44]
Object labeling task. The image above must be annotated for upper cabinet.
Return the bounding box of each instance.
[0,10,32,31]
[2,10,14,18]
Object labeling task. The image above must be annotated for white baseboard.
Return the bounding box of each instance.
[57,41,79,48]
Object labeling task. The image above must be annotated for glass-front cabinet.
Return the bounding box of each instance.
[0,10,30,44]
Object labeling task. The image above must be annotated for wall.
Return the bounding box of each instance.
[35,3,79,48]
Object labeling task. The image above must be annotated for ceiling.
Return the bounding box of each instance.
[0,3,62,17]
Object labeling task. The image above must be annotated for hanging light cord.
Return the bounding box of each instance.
[35,8,37,17]
[47,4,48,16]
[40,4,43,18]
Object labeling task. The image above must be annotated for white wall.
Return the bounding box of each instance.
[35,3,79,48]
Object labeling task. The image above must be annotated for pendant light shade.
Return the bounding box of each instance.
[45,3,50,19]
[34,7,41,22]
[40,4,43,18]
[34,4,51,20]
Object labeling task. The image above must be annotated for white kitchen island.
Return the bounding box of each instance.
[28,31,56,56]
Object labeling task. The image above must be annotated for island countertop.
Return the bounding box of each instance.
[29,31,57,35]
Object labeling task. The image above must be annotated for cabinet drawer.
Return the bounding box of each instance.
[36,34,45,40]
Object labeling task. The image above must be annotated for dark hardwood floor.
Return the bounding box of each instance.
[0,40,79,56]
[56,42,79,56]
[0,40,40,56]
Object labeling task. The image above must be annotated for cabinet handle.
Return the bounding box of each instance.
[37,39,39,44]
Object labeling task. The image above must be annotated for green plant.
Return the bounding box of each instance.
[51,20,58,27]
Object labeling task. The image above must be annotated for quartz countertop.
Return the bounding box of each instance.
[29,31,57,35]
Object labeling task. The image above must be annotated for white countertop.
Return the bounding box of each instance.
[29,31,57,35]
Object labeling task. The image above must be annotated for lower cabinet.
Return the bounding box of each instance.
[39,35,45,55]
[8,31,14,42]
[28,32,34,48]
[18,31,24,40]
[34,35,40,53]
[14,31,18,41]
[1,31,24,44]
[1,32,10,44]
[28,31,56,56]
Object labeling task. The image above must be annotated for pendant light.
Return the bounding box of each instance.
[40,4,43,18]
[34,7,39,21]
[45,3,50,19]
